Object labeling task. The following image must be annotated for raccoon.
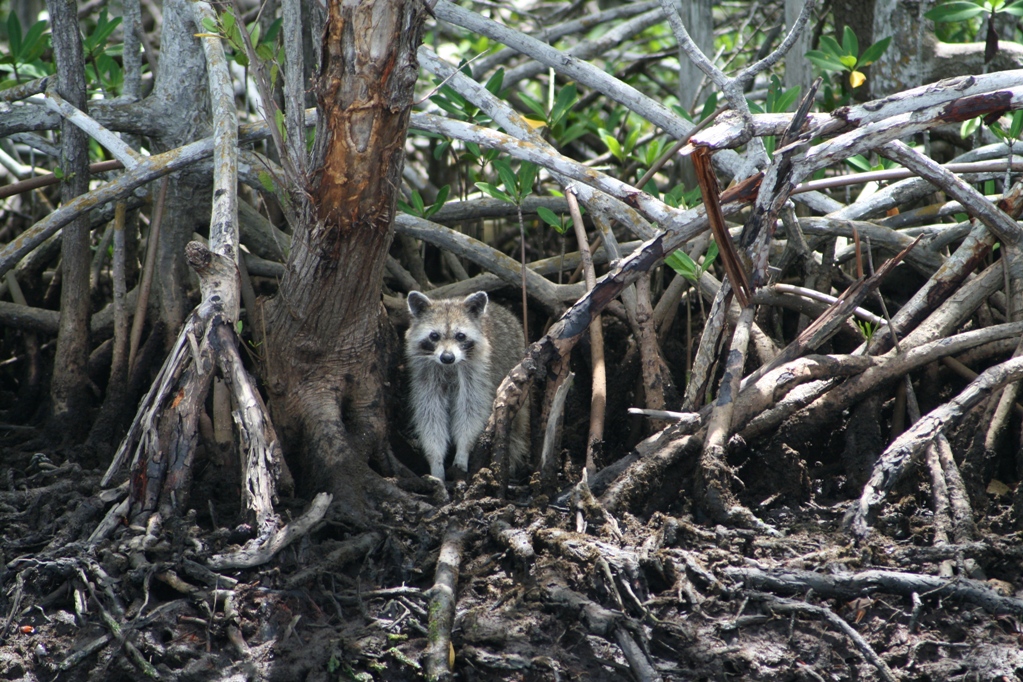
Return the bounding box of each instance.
[405,291,529,481]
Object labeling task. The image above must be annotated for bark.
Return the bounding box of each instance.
[46,0,92,441]
[867,0,1023,98]
[784,0,814,95]
[148,0,213,338]
[263,0,426,503]
[674,0,713,111]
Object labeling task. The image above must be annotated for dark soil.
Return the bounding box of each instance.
[3,421,1023,682]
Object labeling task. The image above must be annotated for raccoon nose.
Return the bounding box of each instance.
[440,351,456,364]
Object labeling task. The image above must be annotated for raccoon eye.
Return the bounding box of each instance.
[455,332,467,342]
[429,331,441,342]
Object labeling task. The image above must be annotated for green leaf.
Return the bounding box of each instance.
[842,26,859,58]
[431,94,464,117]
[20,20,47,61]
[1002,0,1023,13]
[493,159,518,195]
[536,206,563,230]
[598,129,623,161]
[435,184,451,206]
[704,240,719,269]
[8,13,23,59]
[644,139,665,167]
[202,17,219,32]
[53,166,64,179]
[548,84,578,128]
[961,116,982,138]
[1009,109,1023,139]
[264,17,283,42]
[665,250,699,282]
[433,140,451,161]
[475,181,513,204]
[700,92,718,121]
[846,154,873,172]
[275,108,285,139]
[839,54,858,70]
[664,184,687,209]
[819,35,845,59]
[518,93,547,120]
[248,21,261,47]
[560,121,589,145]
[925,1,987,21]
[672,104,694,123]
[236,320,244,335]
[805,50,847,73]
[517,161,538,196]
[484,68,504,95]
[857,37,892,67]
[410,190,425,215]
[425,185,451,218]
[85,12,121,56]
[624,127,642,156]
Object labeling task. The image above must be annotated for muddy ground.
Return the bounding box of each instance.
[3,416,1023,682]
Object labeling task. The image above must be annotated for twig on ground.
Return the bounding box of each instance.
[425,524,465,681]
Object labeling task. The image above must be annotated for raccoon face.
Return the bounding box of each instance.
[407,291,488,367]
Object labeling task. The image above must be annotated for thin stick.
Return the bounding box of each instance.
[568,188,605,475]
[129,177,169,374]
[425,525,465,681]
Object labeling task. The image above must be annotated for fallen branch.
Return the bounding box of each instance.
[425,524,465,681]
[850,355,1023,537]
[207,492,331,570]
[724,565,1023,618]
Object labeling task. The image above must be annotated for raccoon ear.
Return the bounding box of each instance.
[463,291,488,318]
[407,291,432,318]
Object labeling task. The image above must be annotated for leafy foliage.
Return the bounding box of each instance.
[398,185,451,219]
[201,10,284,85]
[0,13,50,87]
[926,0,1023,22]
[475,158,538,206]
[665,241,719,284]
[805,26,891,108]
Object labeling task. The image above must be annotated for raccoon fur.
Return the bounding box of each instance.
[405,291,529,480]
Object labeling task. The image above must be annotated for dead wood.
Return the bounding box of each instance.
[538,366,573,496]
[851,355,1023,536]
[568,188,606,477]
[725,565,1023,618]
[207,492,331,570]
[745,591,897,682]
[425,524,464,681]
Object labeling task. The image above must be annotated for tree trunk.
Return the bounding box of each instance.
[263,0,426,505]
[46,0,92,441]
[148,0,213,340]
